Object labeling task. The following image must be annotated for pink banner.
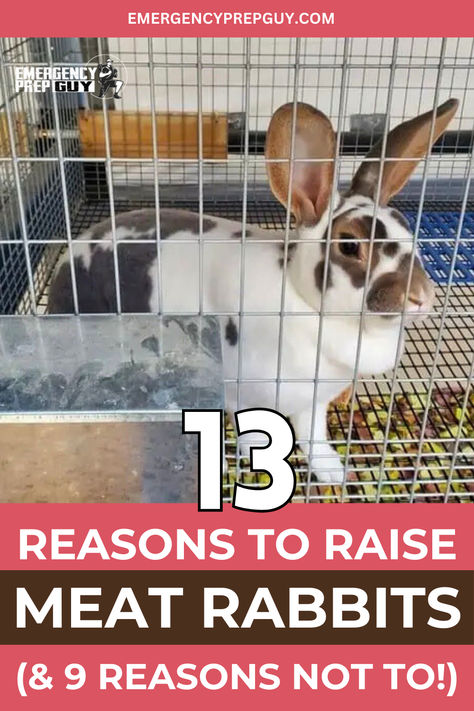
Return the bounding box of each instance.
[1,645,469,709]
[1,0,473,37]
[0,503,471,570]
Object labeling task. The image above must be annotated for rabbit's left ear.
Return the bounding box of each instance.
[350,98,459,204]
[265,102,336,225]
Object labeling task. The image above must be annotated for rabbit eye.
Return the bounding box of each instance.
[339,237,360,257]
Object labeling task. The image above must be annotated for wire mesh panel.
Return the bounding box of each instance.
[0,37,85,315]
[0,36,472,503]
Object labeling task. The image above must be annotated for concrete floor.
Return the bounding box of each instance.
[0,421,198,503]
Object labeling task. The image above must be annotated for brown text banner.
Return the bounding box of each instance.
[1,570,472,645]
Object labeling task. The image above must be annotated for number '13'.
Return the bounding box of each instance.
[182,408,296,512]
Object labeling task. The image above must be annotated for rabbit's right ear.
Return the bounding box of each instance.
[350,98,459,204]
[265,102,336,225]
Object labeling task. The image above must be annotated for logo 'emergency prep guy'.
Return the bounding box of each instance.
[14,66,97,93]
[14,57,124,97]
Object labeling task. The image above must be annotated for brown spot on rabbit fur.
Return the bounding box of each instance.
[49,243,157,313]
[328,213,387,288]
[225,317,238,346]
[49,209,218,314]
[89,209,217,242]
[314,259,333,291]
[390,208,411,231]
[278,241,297,268]
[366,253,428,315]
[383,241,400,257]
[232,228,254,239]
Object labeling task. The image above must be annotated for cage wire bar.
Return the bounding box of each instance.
[307,37,351,502]
[345,37,398,503]
[0,37,473,503]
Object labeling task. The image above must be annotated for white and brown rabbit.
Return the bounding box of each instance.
[48,98,458,482]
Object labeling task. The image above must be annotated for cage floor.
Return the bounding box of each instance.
[35,197,474,503]
[405,210,474,284]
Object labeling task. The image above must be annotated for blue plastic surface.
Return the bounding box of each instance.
[405,210,474,285]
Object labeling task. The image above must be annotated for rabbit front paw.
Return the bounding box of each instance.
[309,445,345,484]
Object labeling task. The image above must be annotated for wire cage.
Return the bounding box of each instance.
[0,37,473,504]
